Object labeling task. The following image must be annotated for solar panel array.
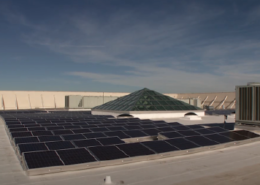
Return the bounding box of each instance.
[1,111,259,175]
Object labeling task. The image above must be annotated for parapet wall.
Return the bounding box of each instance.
[0,91,235,110]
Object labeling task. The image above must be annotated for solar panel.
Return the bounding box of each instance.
[83,132,107,139]
[88,145,129,160]
[124,126,142,130]
[97,137,124,146]
[177,130,201,137]
[233,130,260,138]
[62,134,86,141]
[187,125,204,130]
[159,131,183,139]
[73,139,101,148]
[141,129,160,136]
[106,126,127,131]
[193,128,215,135]
[218,131,248,141]
[64,126,81,129]
[140,125,156,129]
[157,127,176,132]
[32,131,53,136]
[123,130,148,138]
[173,126,191,131]
[24,151,64,169]
[18,143,48,154]
[52,130,74,135]
[154,124,169,128]
[45,141,75,150]
[14,136,39,145]
[116,143,155,157]
[11,131,33,138]
[141,140,179,153]
[80,125,98,128]
[45,126,64,131]
[185,136,218,146]
[27,127,46,131]
[38,136,62,142]
[72,129,91,134]
[57,148,97,165]
[90,128,110,132]
[104,131,131,139]
[208,127,228,133]
[204,134,234,144]
[8,125,24,129]
[9,128,28,132]
[166,138,200,150]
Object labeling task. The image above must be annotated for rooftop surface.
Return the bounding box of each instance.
[1,112,260,185]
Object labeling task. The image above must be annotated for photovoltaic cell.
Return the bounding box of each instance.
[140,125,156,129]
[90,128,110,132]
[159,131,183,139]
[11,131,33,138]
[18,143,48,154]
[208,127,228,133]
[219,131,248,141]
[83,132,107,139]
[62,134,86,141]
[166,138,200,150]
[14,136,39,145]
[52,130,74,135]
[57,148,96,165]
[204,134,234,144]
[141,140,179,153]
[38,136,62,142]
[106,126,127,131]
[24,151,64,169]
[194,128,215,135]
[185,136,218,146]
[45,141,75,150]
[173,126,191,131]
[123,130,148,138]
[32,131,53,136]
[104,131,131,139]
[63,126,81,129]
[187,125,204,130]
[233,130,260,138]
[124,126,142,130]
[45,126,64,131]
[72,129,91,134]
[27,127,46,131]
[88,145,128,160]
[177,130,201,137]
[141,129,160,136]
[73,139,101,148]
[157,127,176,132]
[116,143,155,157]
[9,128,28,132]
[97,137,124,146]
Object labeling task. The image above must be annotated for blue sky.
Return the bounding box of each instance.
[1,0,260,93]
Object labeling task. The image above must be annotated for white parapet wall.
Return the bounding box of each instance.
[0,90,235,110]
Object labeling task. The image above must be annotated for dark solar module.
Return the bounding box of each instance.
[97,137,124,146]
[6,122,21,125]
[38,136,62,142]
[173,126,191,131]
[45,141,75,150]
[157,127,176,132]
[154,124,169,128]
[32,131,53,136]
[88,145,128,161]
[125,123,141,126]
[56,123,72,126]
[14,137,39,145]
[112,123,127,127]
[187,125,204,130]
[124,126,142,130]
[83,132,107,139]
[204,134,234,143]
[21,122,36,125]
[45,126,64,131]
[178,130,201,137]
[166,138,200,150]
[72,123,88,126]
[139,119,152,122]
[138,122,153,125]
[123,130,148,137]
[90,127,110,132]
[8,125,24,129]
[185,136,218,146]
[80,125,98,128]
[36,121,52,123]
[73,139,101,147]
[208,127,228,133]
[141,140,179,153]
[167,122,182,126]
[104,131,131,139]
[24,151,64,169]
[18,143,48,154]
[39,124,57,127]
[101,124,112,127]
[72,129,91,134]
[152,121,166,124]
[27,127,46,131]
[62,134,86,141]
[52,130,74,135]
[194,128,215,135]
[106,126,126,131]
[233,130,260,138]
[25,124,41,128]
[159,131,183,139]
[11,131,33,138]
[141,129,160,136]
[87,121,102,125]
[57,148,97,165]
[219,131,248,141]
[102,121,115,124]
[64,126,81,129]
[9,128,28,132]
[140,125,156,129]
[116,143,155,157]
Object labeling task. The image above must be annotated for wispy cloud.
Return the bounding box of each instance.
[2,1,260,92]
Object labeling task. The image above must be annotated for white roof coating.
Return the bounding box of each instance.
[1,114,260,185]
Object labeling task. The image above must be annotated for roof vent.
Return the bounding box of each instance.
[247,82,260,86]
